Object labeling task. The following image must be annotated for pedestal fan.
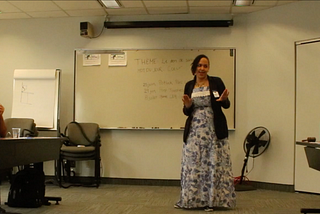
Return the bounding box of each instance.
[235,126,271,191]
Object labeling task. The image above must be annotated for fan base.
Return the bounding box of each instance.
[235,184,256,191]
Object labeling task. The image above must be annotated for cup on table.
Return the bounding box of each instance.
[12,128,21,138]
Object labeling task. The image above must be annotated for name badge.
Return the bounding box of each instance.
[213,91,220,98]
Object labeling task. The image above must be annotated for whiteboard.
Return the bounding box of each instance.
[11,69,60,129]
[74,49,235,130]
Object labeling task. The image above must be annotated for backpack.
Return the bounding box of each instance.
[7,167,45,208]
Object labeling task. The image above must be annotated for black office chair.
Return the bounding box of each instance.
[4,118,38,138]
[57,122,101,188]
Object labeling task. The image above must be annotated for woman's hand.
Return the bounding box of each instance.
[182,95,192,108]
[217,89,229,102]
[0,105,4,115]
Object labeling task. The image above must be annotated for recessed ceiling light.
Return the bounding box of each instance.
[100,0,121,9]
[233,0,254,6]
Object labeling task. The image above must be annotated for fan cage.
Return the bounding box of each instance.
[243,126,270,158]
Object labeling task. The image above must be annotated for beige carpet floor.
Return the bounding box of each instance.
[0,182,319,214]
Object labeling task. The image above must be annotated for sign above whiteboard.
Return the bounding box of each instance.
[83,54,101,66]
[108,52,127,66]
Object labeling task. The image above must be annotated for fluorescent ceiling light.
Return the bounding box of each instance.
[233,0,253,6]
[100,0,121,9]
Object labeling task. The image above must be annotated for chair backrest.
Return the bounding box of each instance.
[64,122,100,146]
[4,118,38,137]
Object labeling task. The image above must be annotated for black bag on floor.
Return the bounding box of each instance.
[7,167,45,208]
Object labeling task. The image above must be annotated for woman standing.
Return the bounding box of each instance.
[175,54,236,212]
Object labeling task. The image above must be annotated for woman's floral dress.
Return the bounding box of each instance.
[176,86,236,209]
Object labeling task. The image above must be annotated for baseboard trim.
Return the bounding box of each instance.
[249,181,294,192]
[46,176,294,192]
[103,177,180,186]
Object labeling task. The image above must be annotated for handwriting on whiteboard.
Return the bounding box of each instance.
[143,79,183,101]
[136,57,191,101]
[135,57,193,74]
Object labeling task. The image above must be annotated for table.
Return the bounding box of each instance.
[296,141,320,214]
[296,141,320,148]
[0,137,64,213]
[0,137,63,169]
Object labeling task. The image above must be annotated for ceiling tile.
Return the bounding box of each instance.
[189,6,231,14]
[276,0,299,5]
[0,12,31,19]
[0,0,302,20]
[8,1,60,12]
[53,1,102,10]
[28,11,68,18]
[120,1,145,8]
[147,7,188,15]
[188,0,232,7]
[143,0,187,8]
[0,1,22,12]
[105,8,148,16]
[253,1,277,6]
[232,6,270,14]
[66,9,106,17]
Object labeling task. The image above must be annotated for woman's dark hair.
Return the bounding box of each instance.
[190,54,210,75]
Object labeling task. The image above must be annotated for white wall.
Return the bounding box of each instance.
[244,1,320,185]
[1,1,319,185]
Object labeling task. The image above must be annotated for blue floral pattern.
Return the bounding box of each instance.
[177,86,236,209]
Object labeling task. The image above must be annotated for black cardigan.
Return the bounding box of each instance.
[183,75,230,143]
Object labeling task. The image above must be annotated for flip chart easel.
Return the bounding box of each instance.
[11,69,61,130]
